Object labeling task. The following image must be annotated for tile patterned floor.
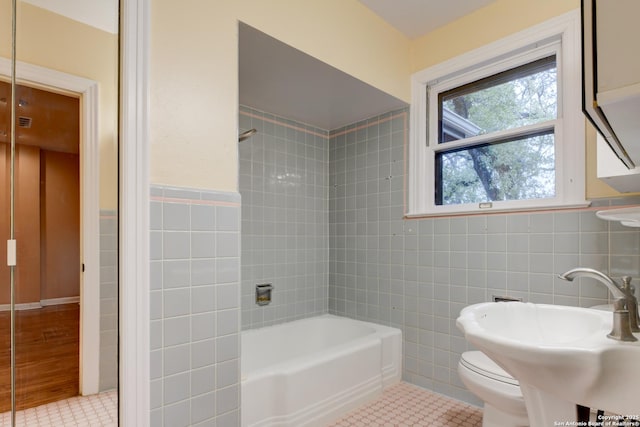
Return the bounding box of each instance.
[0,383,478,426]
[327,382,483,427]
[0,390,117,426]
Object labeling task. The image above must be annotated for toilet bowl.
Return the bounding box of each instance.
[458,351,529,427]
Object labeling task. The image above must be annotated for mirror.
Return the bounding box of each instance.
[0,0,119,423]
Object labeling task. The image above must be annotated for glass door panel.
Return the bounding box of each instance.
[7,0,120,423]
[1,0,15,417]
[0,119,10,414]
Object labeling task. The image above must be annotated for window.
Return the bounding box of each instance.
[408,11,588,216]
[437,56,557,205]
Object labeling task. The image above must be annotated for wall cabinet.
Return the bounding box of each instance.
[582,0,640,191]
[597,133,640,192]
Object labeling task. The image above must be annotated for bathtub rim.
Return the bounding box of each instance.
[241,314,401,382]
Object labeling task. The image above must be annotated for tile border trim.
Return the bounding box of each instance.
[150,184,241,206]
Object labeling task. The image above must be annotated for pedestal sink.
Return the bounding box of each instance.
[457,302,640,425]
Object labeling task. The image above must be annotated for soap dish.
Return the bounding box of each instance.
[596,206,640,227]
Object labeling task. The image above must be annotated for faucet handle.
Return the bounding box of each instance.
[612,298,626,311]
[621,276,636,299]
[619,276,640,332]
[608,309,638,342]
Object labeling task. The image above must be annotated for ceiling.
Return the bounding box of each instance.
[22,0,118,34]
[358,0,497,39]
[240,2,499,131]
[0,81,80,154]
[22,1,498,131]
[19,0,496,39]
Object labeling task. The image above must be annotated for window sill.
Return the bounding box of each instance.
[404,200,592,219]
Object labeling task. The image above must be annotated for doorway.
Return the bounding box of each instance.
[0,57,113,419]
[0,81,81,411]
[2,0,121,423]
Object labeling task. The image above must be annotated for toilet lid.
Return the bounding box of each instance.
[460,351,520,386]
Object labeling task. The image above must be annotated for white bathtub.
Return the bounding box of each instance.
[241,314,402,427]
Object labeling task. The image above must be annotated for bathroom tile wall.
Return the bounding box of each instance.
[328,108,640,405]
[239,106,329,330]
[236,103,640,407]
[149,186,241,427]
[99,210,118,391]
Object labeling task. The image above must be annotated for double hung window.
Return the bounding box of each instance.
[409,12,587,216]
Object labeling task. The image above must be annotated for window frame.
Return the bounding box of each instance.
[408,10,588,217]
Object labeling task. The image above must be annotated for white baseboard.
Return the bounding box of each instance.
[0,302,42,311]
[0,296,80,312]
[41,296,80,306]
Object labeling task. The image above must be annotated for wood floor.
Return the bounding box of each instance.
[0,304,79,412]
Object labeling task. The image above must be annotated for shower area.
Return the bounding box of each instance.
[238,22,407,331]
[238,105,331,329]
[1,0,119,423]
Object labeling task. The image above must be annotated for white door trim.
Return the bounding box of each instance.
[0,58,101,395]
[120,0,150,425]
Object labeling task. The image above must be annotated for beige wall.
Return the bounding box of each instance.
[150,0,411,192]
[1,1,118,209]
[150,0,636,199]
[410,0,578,72]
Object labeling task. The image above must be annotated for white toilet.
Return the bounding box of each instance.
[458,351,529,427]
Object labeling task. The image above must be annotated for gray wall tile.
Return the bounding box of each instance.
[150,186,240,426]
[216,282,239,310]
[239,107,329,329]
[217,309,239,336]
[191,205,216,231]
[191,313,216,342]
[164,203,190,231]
[191,392,216,424]
[163,261,190,289]
[100,212,118,391]
[192,285,216,314]
[217,206,240,231]
[216,359,239,389]
[163,232,190,259]
[216,334,238,363]
[163,372,190,405]
[150,202,163,231]
[164,318,190,347]
[191,366,215,397]
[326,108,640,407]
[150,350,163,380]
[163,345,191,378]
[163,400,191,427]
[148,108,640,427]
[163,289,190,318]
[191,232,216,258]
[216,384,239,416]
[191,339,216,369]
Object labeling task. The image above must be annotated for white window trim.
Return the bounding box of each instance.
[408,10,588,217]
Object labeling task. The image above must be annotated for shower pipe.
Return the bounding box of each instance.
[239,128,257,142]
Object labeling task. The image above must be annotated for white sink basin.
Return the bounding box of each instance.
[457,302,640,424]
[461,301,607,344]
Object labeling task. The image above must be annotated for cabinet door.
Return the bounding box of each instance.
[582,0,640,168]
[595,0,640,94]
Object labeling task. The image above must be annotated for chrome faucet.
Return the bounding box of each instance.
[558,268,639,342]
